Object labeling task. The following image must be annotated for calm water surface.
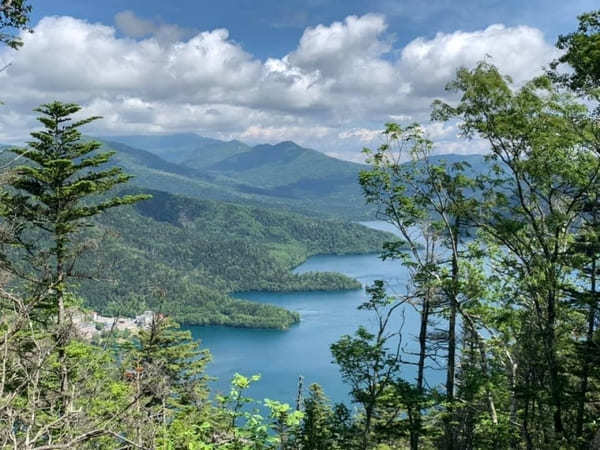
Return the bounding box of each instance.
[187,221,442,407]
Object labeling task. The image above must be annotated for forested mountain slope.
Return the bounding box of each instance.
[208,141,361,188]
[99,134,493,220]
[100,133,251,167]
[78,189,391,329]
[98,135,374,219]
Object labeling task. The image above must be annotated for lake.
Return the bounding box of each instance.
[187,221,443,408]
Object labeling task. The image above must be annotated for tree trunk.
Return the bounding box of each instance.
[412,290,431,450]
[444,249,458,450]
[296,375,304,411]
[506,350,518,449]
[362,404,373,450]
[576,256,597,441]
[56,237,69,413]
[545,289,564,437]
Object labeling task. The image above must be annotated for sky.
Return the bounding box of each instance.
[0,0,597,161]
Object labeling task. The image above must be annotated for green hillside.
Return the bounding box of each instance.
[7,138,492,222]
[210,140,361,188]
[2,138,489,330]
[99,135,494,221]
[182,140,252,169]
[100,133,251,167]
[97,135,375,219]
[78,189,392,329]
[102,139,248,202]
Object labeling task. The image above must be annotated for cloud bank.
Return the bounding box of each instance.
[0,12,558,159]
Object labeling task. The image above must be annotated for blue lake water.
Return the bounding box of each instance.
[187,221,443,407]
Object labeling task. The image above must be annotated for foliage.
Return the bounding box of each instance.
[118,314,212,448]
[550,9,600,96]
[331,281,408,450]
[300,384,338,450]
[0,0,31,50]
[0,102,148,448]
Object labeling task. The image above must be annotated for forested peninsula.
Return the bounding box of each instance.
[76,189,391,328]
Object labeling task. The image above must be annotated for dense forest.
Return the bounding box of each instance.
[78,189,389,328]
[1,2,600,449]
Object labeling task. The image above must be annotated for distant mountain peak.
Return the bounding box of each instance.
[276,140,301,147]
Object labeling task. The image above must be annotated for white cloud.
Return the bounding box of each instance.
[114,10,193,44]
[287,14,393,85]
[388,114,412,122]
[399,24,559,96]
[420,122,455,140]
[240,125,332,143]
[115,10,156,38]
[338,128,383,142]
[0,14,559,159]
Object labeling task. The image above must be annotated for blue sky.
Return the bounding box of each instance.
[31,0,596,58]
[0,0,597,160]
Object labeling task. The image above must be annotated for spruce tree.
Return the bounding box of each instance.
[301,384,336,450]
[0,101,149,409]
[126,313,211,447]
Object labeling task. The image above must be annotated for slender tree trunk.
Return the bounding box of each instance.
[162,397,167,449]
[576,257,597,441]
[506,350,518,449]
[522,370,534,450]
[462,313,499,427]
[296,375,304,411]
[56,237,69,413]
[416,293,430,396]
[444,250,458,450]
[136,367,142,447]
[362,405,373,450]
[545,289,564,437]
[411,290,431,450]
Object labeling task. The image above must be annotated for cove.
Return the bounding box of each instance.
[187,221,444,407]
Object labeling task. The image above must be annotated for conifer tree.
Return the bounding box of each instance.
[301,384,336,450]
[125,313,211,447]
[0,101,149,409]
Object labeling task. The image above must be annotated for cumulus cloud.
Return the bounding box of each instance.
[241,125,332,142]
[114,10,194,44]
[115,10,156,38]
[0,14,559,158]
[338,128,383,142]
[399,24,559,96]
[287,14,392,81]
[420,122,455,140]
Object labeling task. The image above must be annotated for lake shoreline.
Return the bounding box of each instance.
[187,242,424,407]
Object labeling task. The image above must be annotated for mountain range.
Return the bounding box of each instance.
[98,134,373,219]
[98,133,490,220]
